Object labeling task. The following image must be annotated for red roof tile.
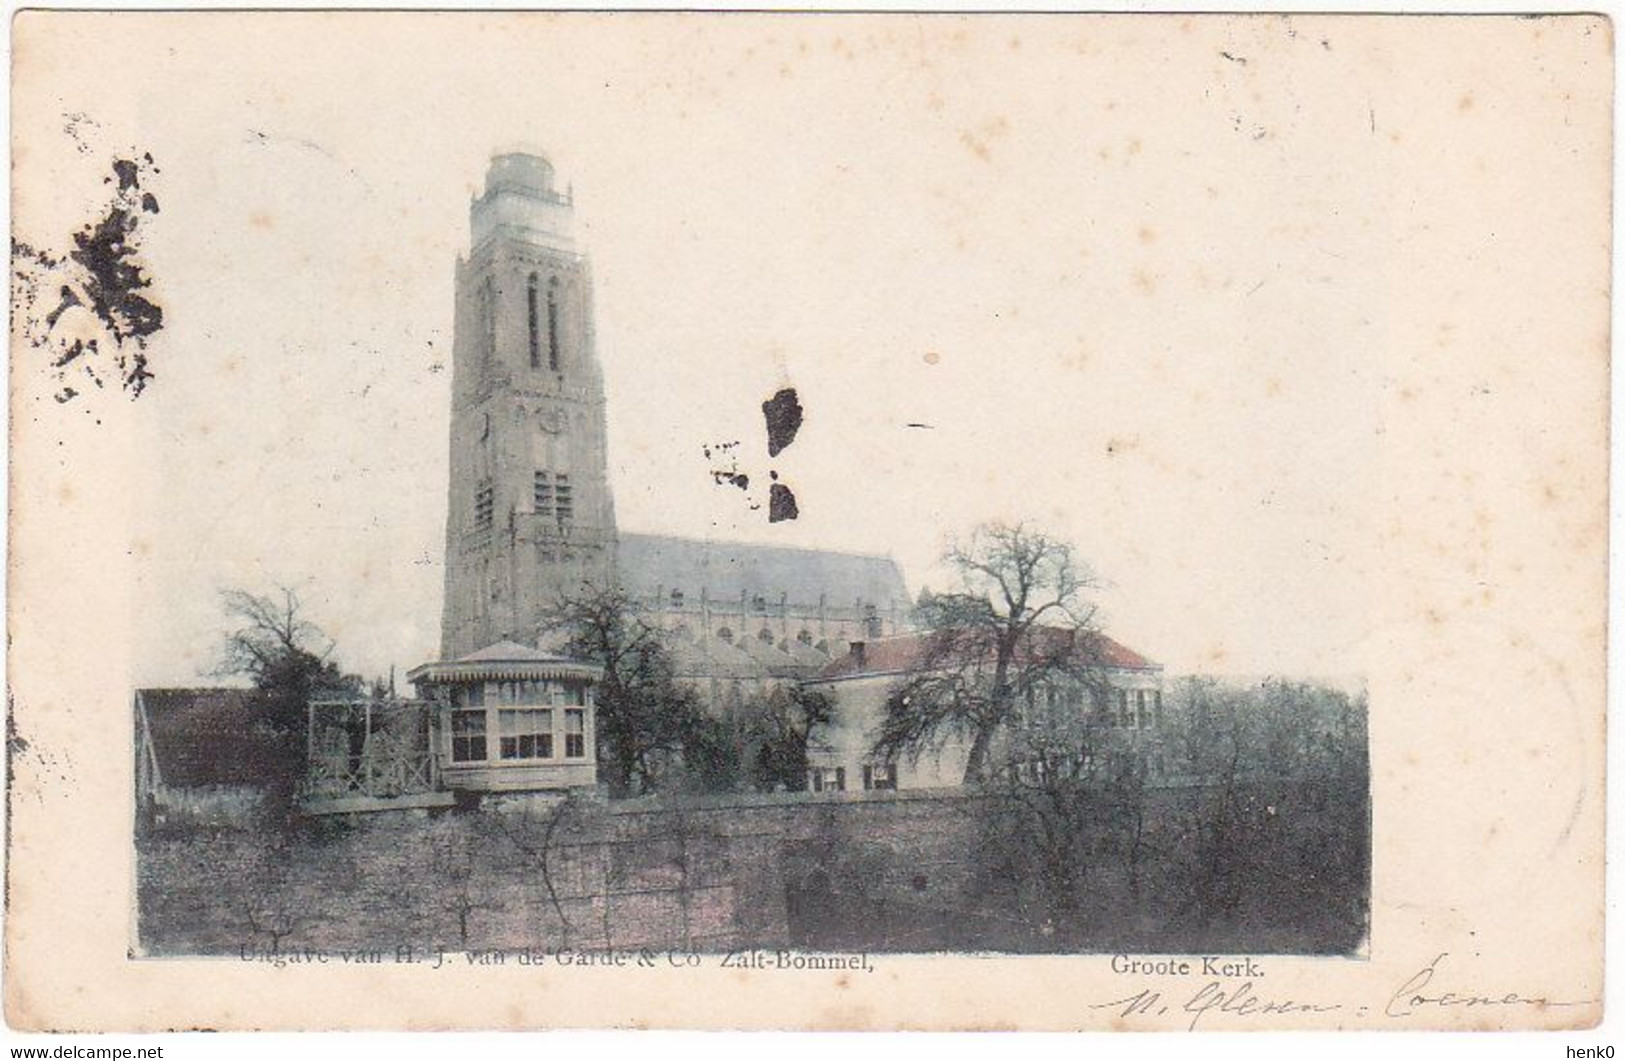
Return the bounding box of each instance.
[810,627,1158,681]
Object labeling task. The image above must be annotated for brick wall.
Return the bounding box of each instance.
[137,781,1366,958]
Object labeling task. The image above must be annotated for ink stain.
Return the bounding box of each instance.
[768,483,799,523]
[762,388,803,457]
[14,145,163,406]
[705,390,807,522]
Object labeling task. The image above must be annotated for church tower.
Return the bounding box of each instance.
[440,152,617,659]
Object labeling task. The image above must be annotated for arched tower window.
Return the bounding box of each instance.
[527,273,541,368]
[547,277,561,372]
[479,277,496,369]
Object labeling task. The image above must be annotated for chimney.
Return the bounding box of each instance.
[849,641,867,669]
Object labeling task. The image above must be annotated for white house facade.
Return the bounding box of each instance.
[801,630,1167,793]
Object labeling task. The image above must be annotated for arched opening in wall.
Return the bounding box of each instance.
[479,277,495,370]
[785,867,838,948]
[526,274,541,368]
[797,629,813,646]
[546,277,561,371]
[758,628,774,643]
[716,627,733,644]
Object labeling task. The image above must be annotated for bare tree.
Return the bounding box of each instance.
[237,837,307,954]
[493,796,581,948]
[972,708,1146,946]
[211,586,364,811]
[737,684,833,792]
[544,585,710,797]
[425,818,496,949]
[214,585,362,733]
[873,522,1108,783]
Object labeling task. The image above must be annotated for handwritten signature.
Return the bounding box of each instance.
[1091,952,1597,1030]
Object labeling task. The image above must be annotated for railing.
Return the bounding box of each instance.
[305,700,441,802]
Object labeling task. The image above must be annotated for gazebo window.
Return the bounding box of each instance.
[499,708,553,760]
[564,709,586,758]
[451,709,487,763]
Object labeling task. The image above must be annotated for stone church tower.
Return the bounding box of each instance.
[440,152,616,659]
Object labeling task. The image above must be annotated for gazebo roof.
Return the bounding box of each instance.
[406,640,602,685]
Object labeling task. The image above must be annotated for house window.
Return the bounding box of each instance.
[797,629,813,645]
[564,709,586,758]
[527,274,541,368]
[758,627,774,643]
[534,471,553,517]
[1137,690,1152,729]
[546,277,561,371]
[810,766,846,793]
[555,474,573,527]
[670,588,685,609]
[716,627,733,644]
[1117,688,1132,728]
[1154,689,1164,726]
[499,708,553,760]
[451,709,488,763]
[474,480,494,532]
[863,763,896,791]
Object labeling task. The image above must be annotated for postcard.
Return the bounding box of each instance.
[6,11,1609,1031]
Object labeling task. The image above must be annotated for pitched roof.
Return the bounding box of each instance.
[664,633,769,682]
[458,640,573,664]
[617,532,911,609]
[136,688,284,789]
[809,628,1159,682]
[407,640,602,685]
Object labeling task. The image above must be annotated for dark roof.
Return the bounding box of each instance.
[617,532,911,609]
[136,688,285,789]
[810,628,1160,682]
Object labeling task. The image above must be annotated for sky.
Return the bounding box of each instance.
[13,13,1398,686]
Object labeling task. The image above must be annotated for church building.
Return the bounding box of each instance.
[436,150,912,726]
